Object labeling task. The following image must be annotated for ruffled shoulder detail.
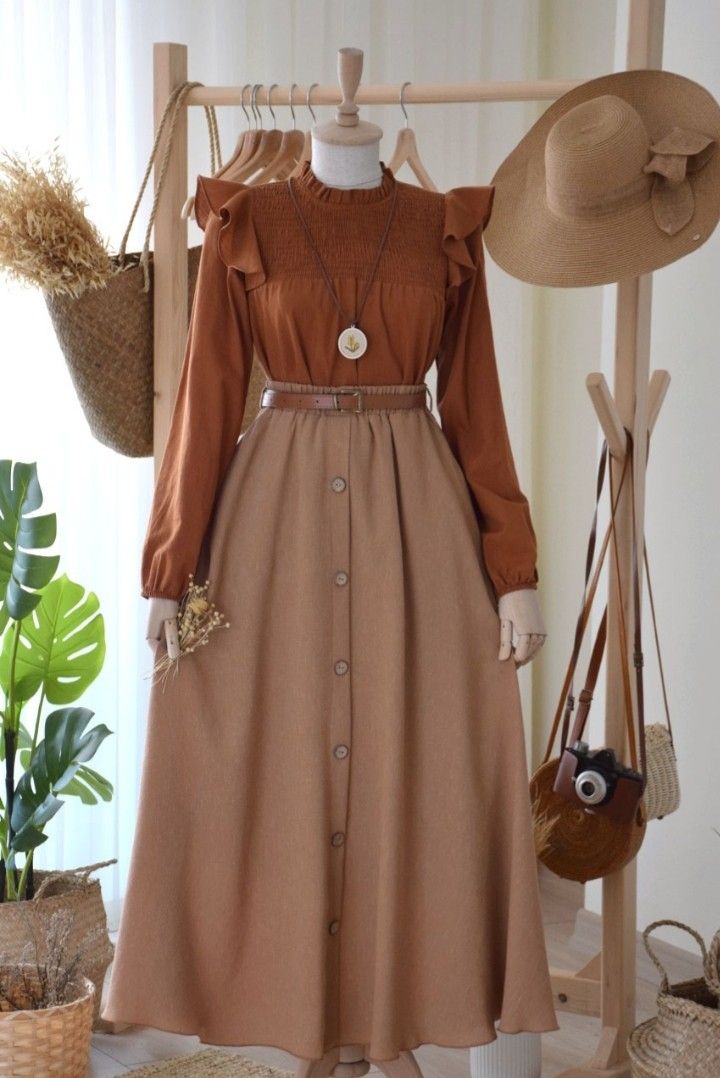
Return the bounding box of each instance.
[442,185,495,289]
[194,174,267,289]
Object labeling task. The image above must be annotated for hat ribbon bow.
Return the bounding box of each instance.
[643,125,717,235]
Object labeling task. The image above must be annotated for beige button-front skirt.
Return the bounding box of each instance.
[101,379,558,1061]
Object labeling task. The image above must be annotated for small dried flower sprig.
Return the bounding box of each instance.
[148,573,230,690]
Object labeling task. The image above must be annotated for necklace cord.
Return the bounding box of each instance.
[286,172,399,329]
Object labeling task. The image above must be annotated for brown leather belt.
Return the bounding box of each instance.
[260,385,430,414]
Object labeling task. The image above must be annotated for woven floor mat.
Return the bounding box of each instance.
[124,1047,294,1076]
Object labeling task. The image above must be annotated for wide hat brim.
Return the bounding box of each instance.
[484,69,720,287]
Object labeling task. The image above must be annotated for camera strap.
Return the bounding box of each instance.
[563,441,638,770]
[612,433,647,786]
[541,440,631,766]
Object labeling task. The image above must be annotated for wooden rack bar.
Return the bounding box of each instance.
[183,78,583,108]
[150,3,668,1072]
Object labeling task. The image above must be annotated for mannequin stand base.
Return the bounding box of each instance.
[295,1046,424,1077]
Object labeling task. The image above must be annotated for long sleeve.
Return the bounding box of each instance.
[435,184,539,600]
[140,175,260,601]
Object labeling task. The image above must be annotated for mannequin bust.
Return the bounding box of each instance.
[146,51,546,670]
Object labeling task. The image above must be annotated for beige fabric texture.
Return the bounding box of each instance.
[102,162,558,1060]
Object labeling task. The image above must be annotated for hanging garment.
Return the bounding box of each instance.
[101,160,559,1062]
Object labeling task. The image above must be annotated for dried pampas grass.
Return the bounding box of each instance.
[0,906,103,1011]
[0,139,116,298]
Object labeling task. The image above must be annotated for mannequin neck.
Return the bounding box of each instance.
[309,138,382,190]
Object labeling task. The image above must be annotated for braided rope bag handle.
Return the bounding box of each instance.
[642,918,720,997]
[31,858,118,903]
[706,929,720,997]
[117,80,222,292]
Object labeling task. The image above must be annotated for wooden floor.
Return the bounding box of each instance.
[90,868,701,1077]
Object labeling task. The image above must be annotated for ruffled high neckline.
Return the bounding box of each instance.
[294,159,396,203]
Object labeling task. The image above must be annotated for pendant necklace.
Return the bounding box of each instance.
[287,168,399,360]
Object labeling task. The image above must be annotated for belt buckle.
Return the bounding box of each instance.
[333,388,363,413]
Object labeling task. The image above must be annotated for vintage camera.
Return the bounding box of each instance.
[553,739,643,823]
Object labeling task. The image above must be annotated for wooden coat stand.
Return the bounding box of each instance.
[146,2,670,1073]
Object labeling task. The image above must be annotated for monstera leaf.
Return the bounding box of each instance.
[10,706,112,854]
[16,753,113,806]
[0,574,105,706]
[0,461,59,633]
[48,763,113,805]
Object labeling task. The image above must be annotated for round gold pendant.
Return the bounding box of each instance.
[338,325,367,360]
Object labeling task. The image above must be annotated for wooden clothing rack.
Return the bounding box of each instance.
[148,2,669,1074]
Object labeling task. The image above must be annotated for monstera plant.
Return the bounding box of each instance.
[0,460,112,901]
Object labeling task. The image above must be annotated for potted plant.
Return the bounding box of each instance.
[0,906,97,1076]
[0,459,115,1023]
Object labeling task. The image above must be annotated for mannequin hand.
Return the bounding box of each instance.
[146,597,179,654]
[498,588,547,667]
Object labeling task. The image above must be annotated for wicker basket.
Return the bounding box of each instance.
[0,863,114,1029]
[628,919,720,1076]
[0,968,95,1077]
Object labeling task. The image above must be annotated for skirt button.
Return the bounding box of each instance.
[330,476,347,493]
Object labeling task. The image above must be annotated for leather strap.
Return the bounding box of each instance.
[640,430,673,748]
[260,386,429,413]
[628,441,647,786]
[565,448,637,763]
[567,607,608,744]
[543,442,631,765]
[559,441,609,750]
[608,437,642,775]
[644,541,674,746]
[548,431,647,786]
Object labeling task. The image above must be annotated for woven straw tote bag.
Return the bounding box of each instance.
[44,80,220,458]
[530,438,648,883]
[628,919,720,1077]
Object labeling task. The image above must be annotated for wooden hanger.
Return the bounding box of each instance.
[213,82,261,177]
[295,82,318,169]
[252,83,306,183]
[224,83,284,182]
[182,82,260,221]
[386,81,437,190]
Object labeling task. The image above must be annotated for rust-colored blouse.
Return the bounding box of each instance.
[140,159,538,603]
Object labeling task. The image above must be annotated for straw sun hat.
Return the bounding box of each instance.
[484,69,720,287]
